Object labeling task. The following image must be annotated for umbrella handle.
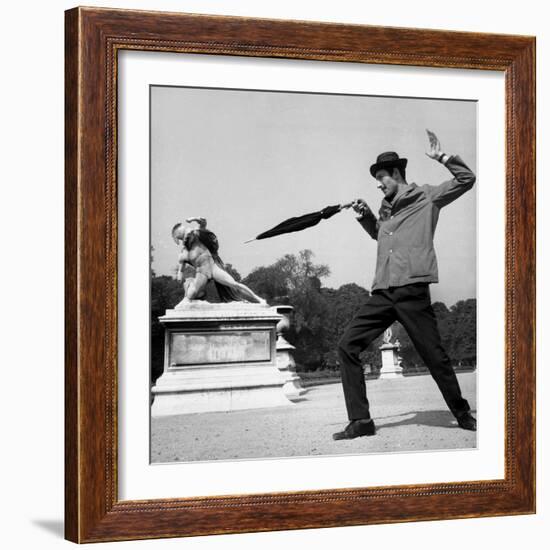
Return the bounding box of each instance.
[340,201,355,210]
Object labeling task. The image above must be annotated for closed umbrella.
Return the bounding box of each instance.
[245,202,353,243]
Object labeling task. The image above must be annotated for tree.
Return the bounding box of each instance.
[446,299,477,365]
[150,245,156,277]
[321,283,371,368]
[244,250,331,370]
[387,299,476,373]
[150,275,186,382]
[241,264,289,304]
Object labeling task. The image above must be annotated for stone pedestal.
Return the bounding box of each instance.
[379,343,404,379]
[275,305,306,401]
[151,302,293,417]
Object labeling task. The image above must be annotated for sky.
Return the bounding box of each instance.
[150,86,477,306]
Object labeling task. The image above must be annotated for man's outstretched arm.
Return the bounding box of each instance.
[425,129,476,208]
[352,199,379,240]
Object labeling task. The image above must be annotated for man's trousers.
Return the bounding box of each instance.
[337,283,471,421]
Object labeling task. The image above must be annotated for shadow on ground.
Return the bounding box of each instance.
[375,409,477,430]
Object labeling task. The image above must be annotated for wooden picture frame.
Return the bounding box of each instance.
[65,6,535,543]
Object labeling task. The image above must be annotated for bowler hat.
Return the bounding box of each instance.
[370,151,408,178]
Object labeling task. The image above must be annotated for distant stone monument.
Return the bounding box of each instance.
[151,218,300,417]
[378,327,404,379]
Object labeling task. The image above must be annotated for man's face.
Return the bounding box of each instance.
[375,168,400,201]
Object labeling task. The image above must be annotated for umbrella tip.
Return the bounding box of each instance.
[244,238,256,244]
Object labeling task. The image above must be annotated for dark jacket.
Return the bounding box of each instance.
[357,155,476,290]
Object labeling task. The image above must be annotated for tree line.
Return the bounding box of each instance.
[151,249,476,382]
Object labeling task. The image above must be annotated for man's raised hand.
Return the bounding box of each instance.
[425,129,443,160]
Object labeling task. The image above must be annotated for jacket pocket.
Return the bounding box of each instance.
[408,246,432,278]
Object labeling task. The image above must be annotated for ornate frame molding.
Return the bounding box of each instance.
[65,7,535,542]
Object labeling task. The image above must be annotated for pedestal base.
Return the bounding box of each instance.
[151,302,293,417]
[151,365,291,416]
[379,343,404,379]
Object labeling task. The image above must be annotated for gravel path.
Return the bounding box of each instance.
[151,372,476,463]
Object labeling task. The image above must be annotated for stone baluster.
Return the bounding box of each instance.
[275,305,306,401]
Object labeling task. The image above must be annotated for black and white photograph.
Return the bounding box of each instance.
[149,85,478,463]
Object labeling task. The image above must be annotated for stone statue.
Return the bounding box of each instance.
[172,217,266,306]
[379,327,404,379]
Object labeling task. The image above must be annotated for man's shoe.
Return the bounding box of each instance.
[333,419,376,440]
[457,412,477,431]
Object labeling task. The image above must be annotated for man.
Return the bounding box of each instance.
[333,130,477,440]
